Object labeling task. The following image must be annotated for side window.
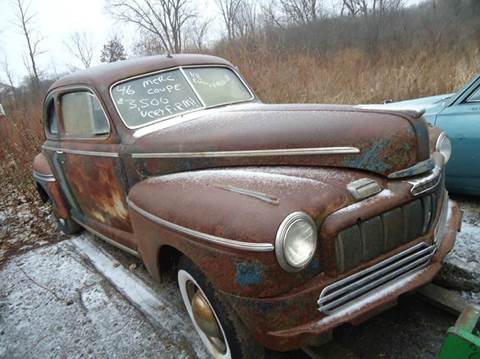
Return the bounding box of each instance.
[46,99,58,135]
[466,87,480,103]
[61,91,110,138]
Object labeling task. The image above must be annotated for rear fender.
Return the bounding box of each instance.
[33,153,69,219]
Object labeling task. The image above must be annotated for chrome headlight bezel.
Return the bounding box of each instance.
[436,132,452,164]
[275,212,318,272]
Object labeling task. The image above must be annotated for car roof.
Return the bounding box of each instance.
[48,54,234,93]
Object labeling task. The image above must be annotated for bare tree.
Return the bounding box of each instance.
[236,1,258,37]
[341,0,405,17]
[100,35,127,63]
[107,0,196,53]
[64,32,95,69]
[185,18,211,51]
[216,0,244,40]
[216,0,259,39]
[279,0,321,25]
[1,55,16,91]
[13,0,43,88]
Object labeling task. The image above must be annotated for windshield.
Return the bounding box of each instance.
[111,66,253,128]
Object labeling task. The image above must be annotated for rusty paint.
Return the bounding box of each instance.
[236,262,263,287]
[33,54,460,353]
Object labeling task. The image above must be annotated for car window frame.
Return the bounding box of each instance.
[448,75,480,107]
[44,94,60,139]
[465,85,480,104]
[109,64,255,130]
[57,86,112,141]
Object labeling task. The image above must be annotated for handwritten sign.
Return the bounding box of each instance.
[184,68,252,107]
[111,69,202,127]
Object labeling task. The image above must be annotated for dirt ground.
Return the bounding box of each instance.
[0,192,478,358]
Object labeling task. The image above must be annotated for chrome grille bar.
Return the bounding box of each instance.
[318,242,436,314]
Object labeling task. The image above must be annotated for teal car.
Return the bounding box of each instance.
[360,75,480,196]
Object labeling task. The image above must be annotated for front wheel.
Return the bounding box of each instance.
[177,256,264,359]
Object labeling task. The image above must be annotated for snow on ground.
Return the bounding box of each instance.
[0,183,65,266]
[437,195,480,299]
[0,240,202,358]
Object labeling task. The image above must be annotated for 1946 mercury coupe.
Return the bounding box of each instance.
[33,54,462,358]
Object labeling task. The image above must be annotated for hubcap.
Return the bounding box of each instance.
[191,290,221,339]
[178,270,231,359]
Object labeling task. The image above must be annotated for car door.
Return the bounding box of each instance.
[52,88,135,248]
[435,80,480,195]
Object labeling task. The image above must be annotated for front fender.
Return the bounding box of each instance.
[127,167,364,298]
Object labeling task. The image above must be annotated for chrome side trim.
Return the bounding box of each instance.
[131,146,360,159]
[216,185,279,205]
[42,145,119,158]
[127,198,274,252]
[32,170,56,182]
[388,159,435,179]
[73,218,140,257]
[318,242,436,314]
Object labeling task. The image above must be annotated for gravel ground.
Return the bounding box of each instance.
[0,183,66,267]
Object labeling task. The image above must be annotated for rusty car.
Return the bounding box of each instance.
[33,54,462,358]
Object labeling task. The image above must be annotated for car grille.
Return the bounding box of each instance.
[318,242,436,314]
[335,193,439,273]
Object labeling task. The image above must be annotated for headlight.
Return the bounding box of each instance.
[436,132,452,163]
[275,212,317,272]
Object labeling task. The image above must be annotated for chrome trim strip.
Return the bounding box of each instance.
[216,185,279,205]
[42,145,119,158]
[318,242,436,314]
[131,146,360,159]
[388,159,435,179]
[32,171,56,182]
[73,218,140,257]
[408,164,442,196]
[127,198,274,252]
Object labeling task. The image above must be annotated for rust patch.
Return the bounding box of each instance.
[63,155,132,232]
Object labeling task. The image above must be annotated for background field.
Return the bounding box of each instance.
[1,0,479,201]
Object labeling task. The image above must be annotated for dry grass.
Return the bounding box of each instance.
[220,44,480,105]
[1,43,479,200]
[0,98,44,202]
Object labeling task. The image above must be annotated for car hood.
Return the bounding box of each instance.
[127,103,430,178]
[358,93,454,116]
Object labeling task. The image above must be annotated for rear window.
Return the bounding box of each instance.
[111,66,253,128]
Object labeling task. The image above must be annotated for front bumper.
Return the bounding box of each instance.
[225,199,462,351]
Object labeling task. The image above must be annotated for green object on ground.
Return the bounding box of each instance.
[438,304,480,359]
